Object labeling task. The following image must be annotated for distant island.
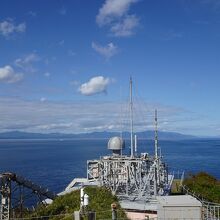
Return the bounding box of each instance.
[0,130,202,140]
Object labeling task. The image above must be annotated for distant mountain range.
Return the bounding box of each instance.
[0,130,199,140]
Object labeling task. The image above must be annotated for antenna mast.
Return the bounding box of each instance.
[120,86,123,139]
[154,109,158,160]
[130,77,134,157]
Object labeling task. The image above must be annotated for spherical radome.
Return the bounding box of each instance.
[108,136,125,150]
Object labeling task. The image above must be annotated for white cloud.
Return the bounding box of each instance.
[15,53,40,72]
[111,15,139,37]
[79,76,112,96]
[92,42,118,59]
[96,0,140,37]
[15,53,39,66]
[36,122,73,130]
[0,19,26,37]
[0,65,23,83]
[96,0,139,26]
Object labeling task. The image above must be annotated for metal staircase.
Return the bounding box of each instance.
[0,172,57,220]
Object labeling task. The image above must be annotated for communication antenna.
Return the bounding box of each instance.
[134,134,137,154]
[154,109,160,194]
[154,109,158,160]
[130,77,134,157]
[119,86,123,139]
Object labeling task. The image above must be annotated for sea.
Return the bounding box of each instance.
[0,139,219,194]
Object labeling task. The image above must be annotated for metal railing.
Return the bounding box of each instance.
[181,185,220,220]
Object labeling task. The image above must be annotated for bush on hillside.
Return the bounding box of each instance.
[183,172,220,203]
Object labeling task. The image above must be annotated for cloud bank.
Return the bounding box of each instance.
[0,97,199,134]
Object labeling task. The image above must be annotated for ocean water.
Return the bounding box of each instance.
[0,139,219,194]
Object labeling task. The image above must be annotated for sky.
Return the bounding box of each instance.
[0,0,220,136]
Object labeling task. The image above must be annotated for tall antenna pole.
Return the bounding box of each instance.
[154,109,158,160]
[130,77,134,157]
[154,109,160,189]
[120,86,123,139]
[134,134,137,154]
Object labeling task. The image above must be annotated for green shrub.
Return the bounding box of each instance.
[30,186,127,220]
[183,172,220,203]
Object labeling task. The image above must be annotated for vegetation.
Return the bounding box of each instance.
[31,186,127,220]
[183,172,220,203]
[24,172,220,219]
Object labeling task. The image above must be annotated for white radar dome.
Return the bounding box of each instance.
[108,136,125,150]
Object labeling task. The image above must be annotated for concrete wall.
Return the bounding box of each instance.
[125,211,157,220]
[157,206,202,220]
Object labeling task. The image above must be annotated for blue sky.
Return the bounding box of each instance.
[0,0,220,136]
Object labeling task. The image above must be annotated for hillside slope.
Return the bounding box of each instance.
[31,187,127,220]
